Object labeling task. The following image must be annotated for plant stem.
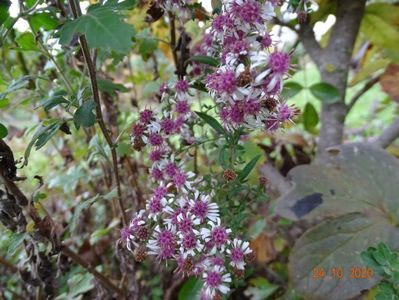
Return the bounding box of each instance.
[61,246,126,297]
[69,0,127,226]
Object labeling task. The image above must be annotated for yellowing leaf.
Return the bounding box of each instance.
[361,5,399,51]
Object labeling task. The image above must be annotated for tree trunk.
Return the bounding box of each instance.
[300,0,367,163]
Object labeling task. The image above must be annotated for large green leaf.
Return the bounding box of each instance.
[361,3,399,51]
[29,12,59,32]
[59,1,135,53]
[16,32,39,51]
[277,143,399,221]
[278,143,399,299]
[289,212,399,300]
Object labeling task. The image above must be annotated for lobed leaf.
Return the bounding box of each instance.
[59,2,135,53]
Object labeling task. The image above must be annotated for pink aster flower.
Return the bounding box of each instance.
[147,226,177,260]
[175,100,190,115]
[201,266,231,299]
[132,123,146,137]
[277,103,298,122]
[139,109,153,124]
[179,231,203,257]
[161,118,175,135]
[150,167,163,181]
[149,149,164,162]
[189,194,220,223]
[226,238,252,269]
[149,133,163,146]
[206,69,237,95]
[268,51,291,75]
[200,218,232,252]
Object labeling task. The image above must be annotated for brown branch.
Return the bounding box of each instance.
[168,12,179,73]
[346,75,381,112]
[315,0,367,163]
[297,21,323,67]
[260,162,291,196]
[272,17,298,33]
[372,118,399,148]
[61,246,125,297]
[69,0,127,226]
[0,256,19,273]
[0,171,125,298]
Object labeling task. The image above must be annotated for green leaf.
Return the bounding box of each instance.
[303,102,319,134]
[289,212,398,300]
[237,155,261,182]
[16,32,39,51]
[361,3,399,51]
[277,143,399,222]
[90,219,119,245]
[195,111,226,135]
[309,82,340,103]
[29,12,59,32]
[7,233,26,255]
[0,75,31,100]
[362,243,399,278]
[0,1,10,25]
[59,3,135,53]
[190,82,208,93]
[0,123,8,138]
[282,81,303,99]
[248,219,266,239]
[244,277,278,300]
[0,99,9,109]
[97,78,128,94]
[67,273,94,298]
[24,122,62,165]
[178,278,202,300]
[35,122,62,149]
[40,91,69,112]
[136,30,157,59]
[190,55,219,67]
[218,146,230,169]
[74,99,96,128]
[278,143,399,298]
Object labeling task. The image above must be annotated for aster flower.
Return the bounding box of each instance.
[147,225,177,260]
[179,230,203,257]
[226,238,252,269]
[146,195,173,220]
[200,218,232,253]
[201,266,232,299]
[189,194,220,223]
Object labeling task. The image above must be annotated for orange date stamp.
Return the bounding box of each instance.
[311,266,374,280]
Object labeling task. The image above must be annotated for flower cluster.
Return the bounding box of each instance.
[128,77,253,299]
[124,0,296,298]
[196,0,298,131]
